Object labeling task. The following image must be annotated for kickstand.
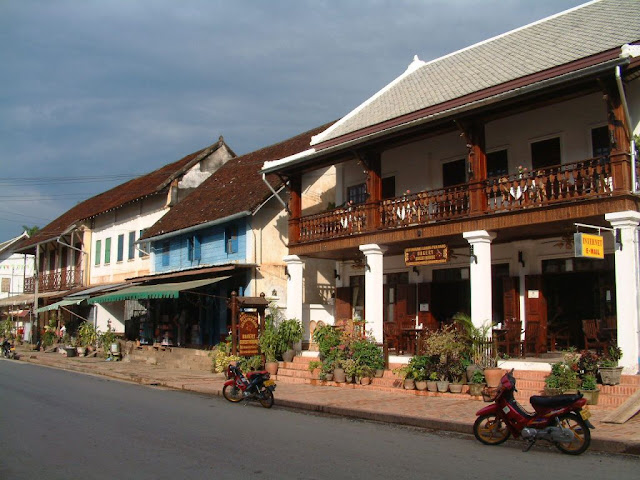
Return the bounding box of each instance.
[522,439,536,452]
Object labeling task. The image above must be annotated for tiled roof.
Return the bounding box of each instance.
[313,0,640,145]
[142,122,335,239]
[18,139,229,250]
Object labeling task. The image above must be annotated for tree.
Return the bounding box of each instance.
[22,225,40,237]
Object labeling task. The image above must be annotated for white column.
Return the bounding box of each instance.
[359,244,387,343]
[605,211,640,373]
[283,255,304,322]
[463,230,496,330]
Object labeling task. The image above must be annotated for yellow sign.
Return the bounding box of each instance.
[574,233,604,259]
[405,244,449,266]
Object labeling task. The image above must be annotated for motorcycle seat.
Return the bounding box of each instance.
[530,393,583,408]
[247,370,268,379]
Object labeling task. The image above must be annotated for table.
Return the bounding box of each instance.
[401,328,424,355]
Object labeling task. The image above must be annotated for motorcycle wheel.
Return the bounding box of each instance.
[222,384,243,403]
[554,413,591,455]
[473,413,511,445]
[258,387,274,409]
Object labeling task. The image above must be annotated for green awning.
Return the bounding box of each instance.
[88,276,229,304]
[36,298,84,313]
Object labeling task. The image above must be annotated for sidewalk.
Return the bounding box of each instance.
[12,346,640,456]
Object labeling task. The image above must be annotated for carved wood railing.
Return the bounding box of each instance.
[381,185,469,229]
[24,267,84,293]
[299,204,367,243]
[485,157,613,212]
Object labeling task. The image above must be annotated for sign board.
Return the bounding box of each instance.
[238,312,259,356]
[405,244,449,266]
[574,232,604,259]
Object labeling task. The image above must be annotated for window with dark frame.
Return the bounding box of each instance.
[591,126,610,159]
[225,226,238,254]
[382,176,396,199]
[104,237,111,265]
[128,231,136,260]
[138,230,149,258]
[531,137,561,170]
[117,234,124,262]
[346,183,367,205]
[487,149,508,178]
[188,235,202,262]
[442,159,466,187]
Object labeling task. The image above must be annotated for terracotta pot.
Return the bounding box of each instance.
[265,361,279,376]
[333,368,346,383]
[468,383,485,396]
[448,383,463,394]
[404,379,416,390]
[426,380,438,392]
[360,376,372,385]
[483,368,504,388]
[436,381,449,392]
[375,369,384,378]
[282,349,295,363]
[415,380,427,391]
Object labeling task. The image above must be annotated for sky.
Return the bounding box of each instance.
[0,0,587,241]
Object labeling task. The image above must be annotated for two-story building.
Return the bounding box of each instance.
[262,0,640,372]
[15,137,234,338]
[87,124,335,347]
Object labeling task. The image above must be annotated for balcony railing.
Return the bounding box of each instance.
[24,267,84,294]
[486,157,612,211]
[292,155,623,245]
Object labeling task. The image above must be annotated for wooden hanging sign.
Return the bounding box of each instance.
[405,244,449,266]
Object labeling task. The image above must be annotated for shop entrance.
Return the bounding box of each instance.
[431,268,470,324]
[543,256,616,350]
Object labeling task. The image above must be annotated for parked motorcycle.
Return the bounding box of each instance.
[474,369,594,455]
[222,364,276,408]
[2,340,17,359]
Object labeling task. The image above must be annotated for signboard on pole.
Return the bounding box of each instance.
[238,312,259,356]
[574,232,604,259]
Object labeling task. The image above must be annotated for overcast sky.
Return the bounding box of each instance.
[0,0,587,241]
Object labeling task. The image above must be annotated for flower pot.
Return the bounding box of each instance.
[375,369,384,378]
[325,372,334,381]
[483,368,504,388]
[466,364,482,382]
[265,361,279,376]
[310,367,321,380]
[436,380,449,392]
[282,349,295,363]
[76,346,86,356]
[468,383,485,396]
[415,380,427,391]
[404,379,416,390]
[579,389,600,405]
[448,383,463,394]
[360,376,372,386]
[599,366,623,385]
[426,381,438,392]
[333,368,346,383]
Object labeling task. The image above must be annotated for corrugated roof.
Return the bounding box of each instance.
[17,138,229,251]
[313,0,640,146]
[142,122,335,239]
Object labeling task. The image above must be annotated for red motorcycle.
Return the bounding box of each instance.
[474,369,594,455]
[222,364,276,408]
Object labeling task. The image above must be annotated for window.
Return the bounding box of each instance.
[138,229,149,257]
[188,235,201,262]
[442,159,466,187]
[382,176,396,199]
[591,126,610,159]
[225,226,238,254]
[346,183,367,205]
[161,241,170,267]
[1,278,10,293]
[104,237,111,264]
[128,231,136,260]
[95,240,101,266]
[117,234,124,262]
[487,149,508,178]
[531,137,561,170]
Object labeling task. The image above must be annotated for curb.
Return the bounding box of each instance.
[14,355,640,456]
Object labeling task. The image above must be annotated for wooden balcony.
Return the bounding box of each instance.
[24,267,84,294]
[292,155,627,246]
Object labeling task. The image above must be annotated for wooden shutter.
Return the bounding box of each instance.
[502,277,520,321]
[525,275,547,354]
[417,283,438,330]
[335,287,351,321]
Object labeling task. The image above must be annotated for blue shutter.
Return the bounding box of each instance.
[187,237,194,262]
[128,231,135,260]
[162,241,170,267]
[117,234,124,262]
[194,235,201,261]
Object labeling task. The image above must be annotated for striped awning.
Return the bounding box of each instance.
[88,276,229,304]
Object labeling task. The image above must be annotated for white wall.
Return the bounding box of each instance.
[0,253,34,298]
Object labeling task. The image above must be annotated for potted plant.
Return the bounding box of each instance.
[278,318,303,362]
[545,360,579,394]
[599,345,623,385]
[259,319,280,375]
[448,360,465,393]
[435,362,450,393]
[76,321,97,356]
[426,371,439,392]
[393,364,415,390]
[308,360,323,380]
[577,349,600,378]
[409,355,431,391]
[468,369,485,396]
[579,374,600,405]
[342,358,357,384]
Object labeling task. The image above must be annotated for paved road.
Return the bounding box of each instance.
[1,360,638,480]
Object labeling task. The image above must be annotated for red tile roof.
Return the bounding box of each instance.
[17,139,230,251]
[142,122,334,239]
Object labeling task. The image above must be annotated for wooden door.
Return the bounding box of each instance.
[335,286,351,321]
[394,284,408,325]
[417,283,438,330]
[502,277,520,321]
[525,275,547,354]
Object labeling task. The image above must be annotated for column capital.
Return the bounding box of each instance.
[463,230,497,244]
[283,254,303,265]
[359,244,388,256]
[605,210,640,228]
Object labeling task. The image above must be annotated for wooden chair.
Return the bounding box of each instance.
[383,322,401,353]
[582,319,609,353]
[548,324,571,351]
[523,322,545,357]
[494,318,523,357]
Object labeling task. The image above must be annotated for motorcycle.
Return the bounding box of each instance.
[474,369,594,455]
[222,364,276,408]
[2,340,17,360]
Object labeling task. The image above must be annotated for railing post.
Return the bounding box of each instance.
[364,151,382,230]
[603,80,632,192]
[457,120,488,215]
[288,175,302,244]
